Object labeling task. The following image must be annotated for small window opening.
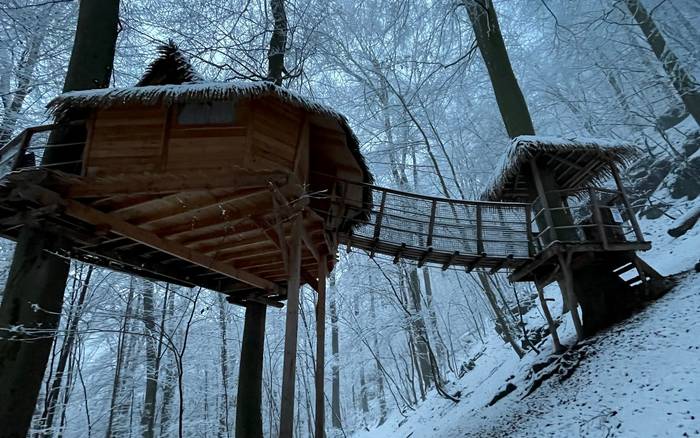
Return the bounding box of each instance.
[177,101,236,125]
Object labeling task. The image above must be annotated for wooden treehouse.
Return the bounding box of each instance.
[0,82,373,306]
[0,78,665,435]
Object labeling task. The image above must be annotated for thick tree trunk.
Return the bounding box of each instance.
[0,227,70,437]
[624,0,700,126]
[464,0,535,137]
[235,301,267,438]
[0,2,119,436]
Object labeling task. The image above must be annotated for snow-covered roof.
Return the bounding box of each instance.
[47,81,345,121]
[483,135,640,201]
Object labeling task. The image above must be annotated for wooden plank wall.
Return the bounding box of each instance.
[249,99,302,172]
[85,105,166,176]
[166,102,250,171]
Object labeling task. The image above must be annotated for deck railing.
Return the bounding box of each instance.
[0,122,86,179]
[530,186,646,252]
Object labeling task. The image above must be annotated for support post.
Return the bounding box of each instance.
[529,160,557,244]
[557,253,584,341]
[534,279,563,353]
[588,188,609,249]
[235,300,267,438]
[314,254,328,438]
[279,215,303,438]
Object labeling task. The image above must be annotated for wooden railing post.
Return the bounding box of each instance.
[525,205,535,256]
[476,204,484,254]
[12,130,33,170]
[426,200,437,248]
[588,188,609,249]
[610,165,644,243]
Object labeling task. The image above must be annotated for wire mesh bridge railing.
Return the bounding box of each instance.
[332,181,534,273]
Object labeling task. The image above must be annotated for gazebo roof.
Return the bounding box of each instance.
[482,135,640,201]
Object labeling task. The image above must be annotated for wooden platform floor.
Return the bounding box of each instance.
[0,169,333,304]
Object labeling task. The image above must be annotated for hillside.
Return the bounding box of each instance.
[355,204,700,438]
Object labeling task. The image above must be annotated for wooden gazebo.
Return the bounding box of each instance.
[482,136,664,341]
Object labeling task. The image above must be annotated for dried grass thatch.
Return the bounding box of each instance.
[483,135,640,201]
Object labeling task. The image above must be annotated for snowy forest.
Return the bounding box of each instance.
[0,0,698,437]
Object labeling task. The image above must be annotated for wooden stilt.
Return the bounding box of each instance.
[314,254,328,438]
[534,279,563,353]
[557,253,584,341]
[279,214,303,438]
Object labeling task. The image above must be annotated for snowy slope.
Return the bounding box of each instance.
[354,202,700,438]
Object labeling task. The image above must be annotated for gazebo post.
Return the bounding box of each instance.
[529,159,557,244]
[314,253,328,438]
[610,164,644,242]
[279,214,304,438]
[235,300,267,438]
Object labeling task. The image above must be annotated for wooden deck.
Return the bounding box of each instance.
[0,168,332,305]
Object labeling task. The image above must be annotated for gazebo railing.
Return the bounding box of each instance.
[530,186,646,251]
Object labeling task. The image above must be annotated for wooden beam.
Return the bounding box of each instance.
[441,251,459,271]
[17,184,283,294]
[279,215,303,438]
[534,278,563,353]
[314,254,328,438]
[393,243,406,264]
[65,171,288,198]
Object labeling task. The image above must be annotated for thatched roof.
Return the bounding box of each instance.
[136,41,201,86]
[482,135,640,201]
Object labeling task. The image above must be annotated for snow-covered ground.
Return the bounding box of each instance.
[355,200,700,438]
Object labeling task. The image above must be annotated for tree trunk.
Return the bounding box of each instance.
[624,0,700,126]
[406,268,434,393]
[0,25,46,144]
[158,292,176,438]
[0,2,119,436]
[217,294,231,438]
[266,0,288,85]
[464,0,535,137]
[140,280,158,438]
[235,301,267,438]
[39,265,93,437]
[477,272,524,358]
[328,273,342,430]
